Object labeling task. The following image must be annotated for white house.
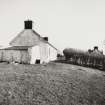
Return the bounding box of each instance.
[0,20,60,64]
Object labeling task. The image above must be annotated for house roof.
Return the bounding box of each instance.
[9,20,59,52]
[3,46,31,50]
[47,42,58,51]
[9,29,41,46]
[39,37,59,51]
[9,29,59,51]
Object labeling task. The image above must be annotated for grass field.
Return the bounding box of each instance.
[0,62,104,105]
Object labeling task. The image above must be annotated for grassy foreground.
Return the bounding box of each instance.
[0,62,104,105]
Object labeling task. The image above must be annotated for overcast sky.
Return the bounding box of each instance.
[0,0,105,52]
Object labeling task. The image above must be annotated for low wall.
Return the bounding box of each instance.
[0,49,30,64]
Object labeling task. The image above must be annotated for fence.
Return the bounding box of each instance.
[62,48,105,70]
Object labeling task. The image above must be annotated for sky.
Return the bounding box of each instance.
[0,0,105,52]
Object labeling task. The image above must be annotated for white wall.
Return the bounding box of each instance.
[30,45,40,64]
[29,42,58,64]
[39,42,49,63]
[40,42,58,63]
[47,44,58,61]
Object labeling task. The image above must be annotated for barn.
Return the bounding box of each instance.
[0,20,59,64]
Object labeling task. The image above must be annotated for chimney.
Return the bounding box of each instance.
[94,46,98,51]
[43,37,48,41]
[24,20,33,29]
